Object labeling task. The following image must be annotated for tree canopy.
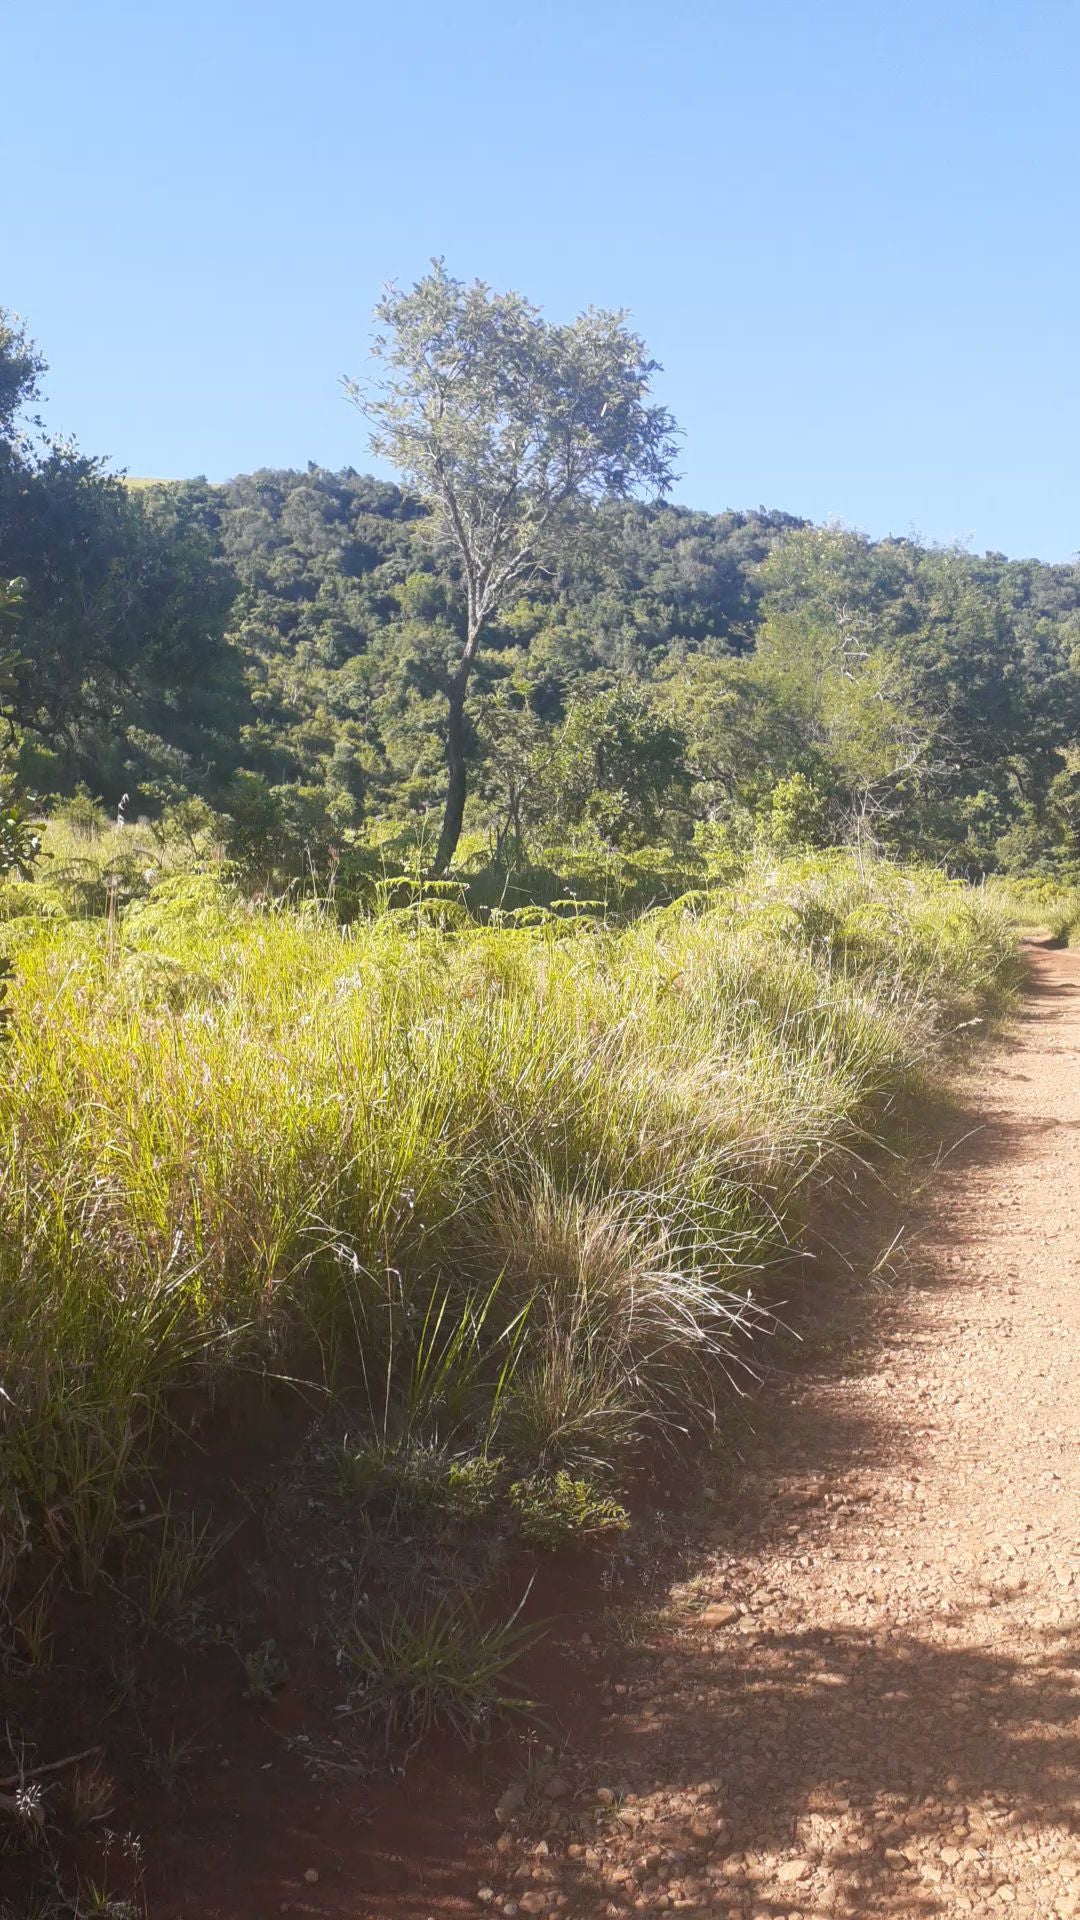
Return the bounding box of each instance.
[0,309,242,805]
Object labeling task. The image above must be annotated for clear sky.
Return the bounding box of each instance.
[6,0,1079,559]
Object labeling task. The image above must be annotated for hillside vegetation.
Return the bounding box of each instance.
[4,285,1080,893]
[17,472,1080,889]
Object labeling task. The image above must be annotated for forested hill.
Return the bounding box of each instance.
[7,451,1080,883]
[183,471,805,814]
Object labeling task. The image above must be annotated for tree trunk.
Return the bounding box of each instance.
[433,671,469,874]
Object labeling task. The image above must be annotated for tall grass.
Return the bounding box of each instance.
[0,851,1019,1621]
[987,874,1080,948]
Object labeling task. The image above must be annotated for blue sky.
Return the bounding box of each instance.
[6,0,1079,559]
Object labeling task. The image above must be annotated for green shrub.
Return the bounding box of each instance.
[339,1441,504,1528]
[509,1470,630,1550]
[446,1453,504,1519]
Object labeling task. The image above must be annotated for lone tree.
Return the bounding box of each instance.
[345,261,679,872]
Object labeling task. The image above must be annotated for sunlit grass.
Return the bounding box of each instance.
[0,850,1020,1622]
[987,874,1080,947]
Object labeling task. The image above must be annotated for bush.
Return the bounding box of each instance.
[509,1470,630,1550]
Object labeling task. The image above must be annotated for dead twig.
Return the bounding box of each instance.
[0,1743,102,1788]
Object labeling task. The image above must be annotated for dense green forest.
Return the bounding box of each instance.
[5,295,1080,896]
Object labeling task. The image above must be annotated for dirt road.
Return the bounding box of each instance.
[478,943,1079,1919]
